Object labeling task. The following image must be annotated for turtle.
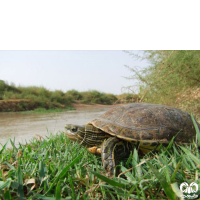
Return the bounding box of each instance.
[65,103,200,175]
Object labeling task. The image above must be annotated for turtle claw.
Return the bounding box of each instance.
[103,159,115,176]
[87,147,101,154]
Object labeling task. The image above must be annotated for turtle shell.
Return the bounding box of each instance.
[89,103,198,143]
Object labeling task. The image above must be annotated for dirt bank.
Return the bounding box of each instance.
[71,103,126,109]
[0,99,34,112]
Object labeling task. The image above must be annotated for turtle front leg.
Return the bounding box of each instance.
[101,137,132,176]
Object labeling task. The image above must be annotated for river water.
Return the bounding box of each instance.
[0,106,114,148]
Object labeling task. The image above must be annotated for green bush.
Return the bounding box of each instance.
[79,90,117,105]
[0,80,21,97]
[65,90,83,101]
[64,90,117,105]
[0,81,120,111]
[0,80,6,92]
[50,90,65,104]
[3,91,22,100]
[125,50,200,117]
[117,93,140,103]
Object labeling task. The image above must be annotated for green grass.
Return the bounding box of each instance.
[0,121,200,199]
[21,107,75,114]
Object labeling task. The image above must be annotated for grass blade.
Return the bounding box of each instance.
[34,194,71,200]
[0,140,9,154]
[68,175,75,199]
[132,148,142,178]
[9,138,18,152]
[0,178,12,190]
[91,171,127,187]
[55,181,61,200]
[191,115,200,146]
[125,152,133,166]
[147,163,176,200]
[4,190,12,200]
[179,146,200,165]
[100,184,140,199]
[120,166,135,182]
[170,162,182,182]
[45,153,83,194]
[39,160,46,182]
[171,182,183,198]
[17,165,24,200]
[166,136,175,150]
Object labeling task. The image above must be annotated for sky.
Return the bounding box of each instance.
[0,50,149,95]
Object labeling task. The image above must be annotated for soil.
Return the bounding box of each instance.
[71,103,126,109]
[0,99,33,112]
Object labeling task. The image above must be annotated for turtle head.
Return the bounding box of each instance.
[65,123,108,147]
[65,124,85,142]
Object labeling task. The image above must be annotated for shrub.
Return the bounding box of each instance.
[125,50,200,117]
[0,81,120,111]
[80,90,117,105]
[65,90,83,101]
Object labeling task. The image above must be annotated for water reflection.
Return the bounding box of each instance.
[0,106,113,147]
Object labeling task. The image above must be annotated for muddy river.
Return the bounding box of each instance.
[0,106,114,148]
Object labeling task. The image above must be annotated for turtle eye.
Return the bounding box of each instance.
[71,127,78,132]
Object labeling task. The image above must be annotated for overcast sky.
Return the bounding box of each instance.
[0,50,149,94]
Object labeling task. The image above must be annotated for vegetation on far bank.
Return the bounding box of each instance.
[0,80,138,112]
[0,118,200,199]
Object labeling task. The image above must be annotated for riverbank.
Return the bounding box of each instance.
[0,80,138,112]
[0,99,126,113]
[0,99,67,112]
